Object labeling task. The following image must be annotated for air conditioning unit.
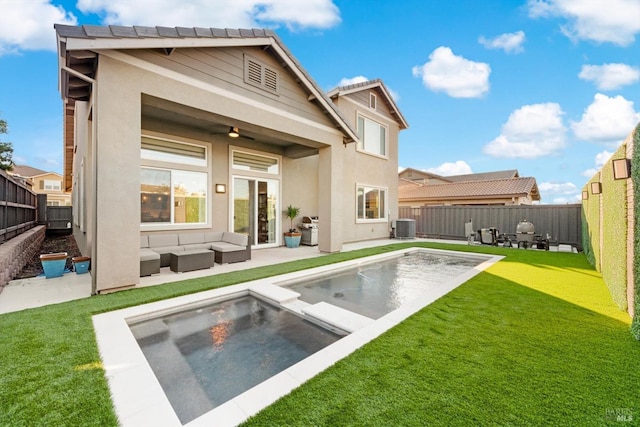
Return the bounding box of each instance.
[394,218,415,239]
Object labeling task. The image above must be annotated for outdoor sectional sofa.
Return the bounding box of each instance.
[139,231,251,276]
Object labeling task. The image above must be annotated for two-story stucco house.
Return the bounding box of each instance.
[9,165,71,206]
[55,24,407,293]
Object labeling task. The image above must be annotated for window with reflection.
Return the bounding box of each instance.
[141,136,208,227]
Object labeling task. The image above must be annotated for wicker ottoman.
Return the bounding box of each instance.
[169,249,214,273]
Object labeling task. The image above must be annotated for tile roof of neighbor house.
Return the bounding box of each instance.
[398,177,540,201]
[54,24,359,142]
[9,165,51,177]
[326,79,409,130]
[444,170,519,182]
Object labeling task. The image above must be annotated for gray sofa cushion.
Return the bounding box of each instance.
[140,248,160,261]
[148,234,179,248]
[210,241,246,253]
[204,231,224,243]
[178,233,205,246]
[222,232,248,247]
[182,243,212,251]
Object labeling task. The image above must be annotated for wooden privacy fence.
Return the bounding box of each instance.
[0,169,37,243]
[398,204,583,249]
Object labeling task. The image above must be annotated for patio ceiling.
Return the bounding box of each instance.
[142,95,324,159]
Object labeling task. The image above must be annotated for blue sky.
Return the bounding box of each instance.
[0,0,638,203]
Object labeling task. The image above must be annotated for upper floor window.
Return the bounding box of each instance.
[42,180,61,191]
[357,115,387,157]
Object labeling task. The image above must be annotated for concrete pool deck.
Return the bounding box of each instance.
[0,237,576,315]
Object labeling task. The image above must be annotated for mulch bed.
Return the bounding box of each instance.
[14,233,83,279]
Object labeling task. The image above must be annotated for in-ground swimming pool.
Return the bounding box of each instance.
[129,295,342,424]
[94,247,503,427]
[286,250,486,319]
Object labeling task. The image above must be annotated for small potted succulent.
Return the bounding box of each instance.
[283,205,301,248]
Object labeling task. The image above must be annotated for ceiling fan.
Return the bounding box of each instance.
[210,126,255,140]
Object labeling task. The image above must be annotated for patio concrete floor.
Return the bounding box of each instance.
[0,238,576,315]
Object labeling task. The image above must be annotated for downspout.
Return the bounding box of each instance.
[60,65,98,296]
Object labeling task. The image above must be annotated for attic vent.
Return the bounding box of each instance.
[244,54,279,94]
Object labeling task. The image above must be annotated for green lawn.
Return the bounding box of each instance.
[1,243,637,426]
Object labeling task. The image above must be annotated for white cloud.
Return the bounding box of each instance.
[527,0,640,46]
[483,103,567,158]
[539,181,577,194]
[426,161,473,176]
[337,76,369,87]
[412,46,491,98]
[582,149,613,177]
[579,63,640,90]
[77,0,340,30]
[552,195,581,204]
[571,94,640,144]
[0,0,77,55]
[478,31,526,53]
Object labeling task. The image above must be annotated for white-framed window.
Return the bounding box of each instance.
[140,135,209,228]
[232,150,279,175]
[43,179,61,191]
[356,114,387,157]
[356,185,387,222]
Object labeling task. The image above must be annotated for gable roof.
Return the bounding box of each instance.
[326,79,409,130]
[9,165,52,178]
[445,170,519,182]
[54,24,359,143]
[399,167,452,183]
[398,177,540,202]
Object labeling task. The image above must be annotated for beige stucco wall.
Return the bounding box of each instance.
[76,47,348,290]
[332,94,400,243]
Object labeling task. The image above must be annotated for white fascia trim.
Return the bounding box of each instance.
[347,97,397,126]
[329,84,408,130]
[63,37,272,52]
[99,49,345,138]
[268,43,359,143]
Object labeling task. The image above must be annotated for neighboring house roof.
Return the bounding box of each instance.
[399,167,452,183]
[399,177,541,202]
[54,24,358,144]
[9,165,51,178]
[445,170,519,182]
[326,79,409,130]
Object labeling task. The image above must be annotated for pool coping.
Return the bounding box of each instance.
[93,247,503,427]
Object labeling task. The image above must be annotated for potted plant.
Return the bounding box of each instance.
[284,205,302,248]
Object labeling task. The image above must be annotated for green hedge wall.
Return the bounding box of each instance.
[582,173,601,271]
[601,144,629,310]
[630,123,640,340]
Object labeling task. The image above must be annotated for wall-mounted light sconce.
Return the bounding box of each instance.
[591,182,602,194]
[228,127,240,138]
[215,184,226,193]
[612,158,631,180]
[582,190,589,200]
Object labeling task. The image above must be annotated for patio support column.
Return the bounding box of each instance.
[318,144,343,253]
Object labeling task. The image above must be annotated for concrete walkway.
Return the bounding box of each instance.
[0,237,576,315]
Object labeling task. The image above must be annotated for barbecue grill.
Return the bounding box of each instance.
[515,220,549,250]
